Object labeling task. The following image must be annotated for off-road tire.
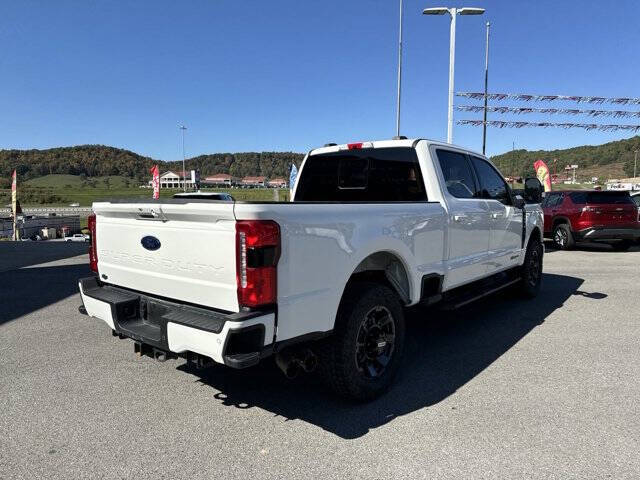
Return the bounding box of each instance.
[553,223,574,250]
[317,282,405,402]
[519,236,543,298]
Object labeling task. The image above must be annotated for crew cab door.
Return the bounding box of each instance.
[433,148,491,289]
[469,156,523,272]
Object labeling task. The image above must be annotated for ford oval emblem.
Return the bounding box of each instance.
[141,236,161,251]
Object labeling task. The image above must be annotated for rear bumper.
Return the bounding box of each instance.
[78,276,275,368]
[575,227,640,242]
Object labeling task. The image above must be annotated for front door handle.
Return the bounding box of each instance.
[453,214,467,222]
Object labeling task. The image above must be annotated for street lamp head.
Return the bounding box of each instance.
[422,7,449,15]
[458,7,485,15]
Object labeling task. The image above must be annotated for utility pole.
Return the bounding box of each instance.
[179,125,187,192]
[395,0,404,138]
[634,149,638,179]
[482,21,490,155]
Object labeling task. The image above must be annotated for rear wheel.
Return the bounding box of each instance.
[553,223,574,250]
[518,237,543,298]
[318,282,405,402]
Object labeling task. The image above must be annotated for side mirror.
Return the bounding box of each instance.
[513,194,525,209]
[524,177,543,204]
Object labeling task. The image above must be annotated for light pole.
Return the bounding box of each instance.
[423,6,485,144]
[179,125,187,191]
[634,149,638,179]
[482,21,490,155]
[395,0,404,138]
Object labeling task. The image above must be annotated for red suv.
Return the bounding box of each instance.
[542,190,640,250]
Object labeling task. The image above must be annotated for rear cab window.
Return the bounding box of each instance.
[294,147,427,202]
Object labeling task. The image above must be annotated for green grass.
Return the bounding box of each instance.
[2,174,290,207]
[511,182,598,191]
[5,172,600,208]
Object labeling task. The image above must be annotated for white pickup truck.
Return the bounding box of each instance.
[78,138,544,400]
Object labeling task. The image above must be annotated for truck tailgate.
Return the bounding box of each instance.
[92,201,239,312]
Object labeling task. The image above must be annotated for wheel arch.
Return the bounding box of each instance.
[342,250,414,307]
[552,216,572,230]
[529,225,543,244]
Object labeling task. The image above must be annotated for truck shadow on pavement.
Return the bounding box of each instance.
[0,242,88,272]
[544,240,640,253]
[182,272,591,439]
[1,263,90,326]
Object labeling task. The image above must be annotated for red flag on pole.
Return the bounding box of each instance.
[11,170,17,215]
[150,165,160,199]
[533,159,552,192]
[11,170,19,240]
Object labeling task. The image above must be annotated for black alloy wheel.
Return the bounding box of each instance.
[527,244,542,289]
[355,306,396,378]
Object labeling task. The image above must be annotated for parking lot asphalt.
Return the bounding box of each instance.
[1,242,639,479]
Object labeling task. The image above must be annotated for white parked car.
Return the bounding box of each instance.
[66,233,89,242]
[78,138,544,400]
[172,191,233,201]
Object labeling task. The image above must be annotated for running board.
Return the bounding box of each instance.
[441,275,521,310]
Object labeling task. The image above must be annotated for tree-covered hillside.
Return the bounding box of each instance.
[2,136,639,187]
[0,145,305,185]
[490,135,640,179]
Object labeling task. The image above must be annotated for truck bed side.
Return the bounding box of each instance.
[233,201,446,342]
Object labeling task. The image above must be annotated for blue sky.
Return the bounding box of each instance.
[1,0,639,160]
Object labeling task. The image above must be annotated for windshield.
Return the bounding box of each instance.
[295,147,427,202]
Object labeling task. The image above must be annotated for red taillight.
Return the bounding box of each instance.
[347,142,363,150]
[236,220,280,308]
[88,213,98,273]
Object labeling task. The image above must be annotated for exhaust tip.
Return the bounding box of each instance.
[275,350,303,379]
[301,350,318,373]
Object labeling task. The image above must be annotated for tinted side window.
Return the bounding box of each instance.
[569,192,587,204]
[586,192,634,204]
[295,147,427,202]
[544,193,562,207]
[435,149,478,199]
[471,156,511,206]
